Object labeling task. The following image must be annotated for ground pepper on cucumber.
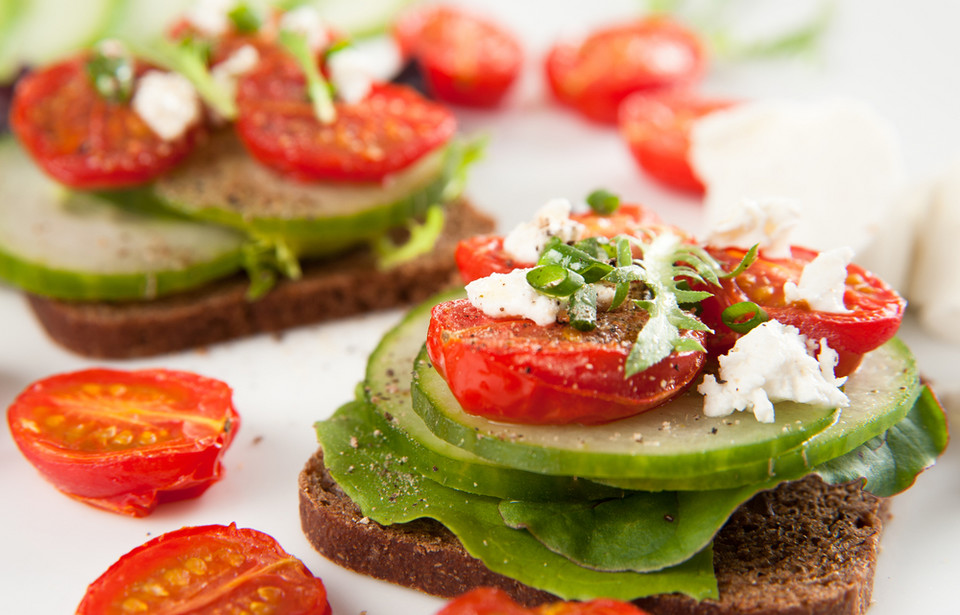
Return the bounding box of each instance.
[309,192,948,603]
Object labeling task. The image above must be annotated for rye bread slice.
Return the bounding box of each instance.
[299,447,888,615]
[26,198,494,359]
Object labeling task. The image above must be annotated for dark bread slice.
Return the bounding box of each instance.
[26,198,494,359]
[299,447,889,615]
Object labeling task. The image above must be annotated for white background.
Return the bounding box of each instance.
[1,1,959,614]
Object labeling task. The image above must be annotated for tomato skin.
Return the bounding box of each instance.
[455,204,663,283]
[426,299,705,425]
[701,247,906,376]
[545,17,706,124]
[438,587,650,615]
[618,92,735,193]
[393,5,523,108]
[6,369,239,517]
[76,523,331,615]
[235,52,457,182]
[10,53,201,189]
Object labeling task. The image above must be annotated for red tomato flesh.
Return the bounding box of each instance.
[545,17,706,124]
[619,92,735,193]
[235,52,456,182]
[393,5,523,108]
[437,587,650,615]
[455,204,663,283]
[700,246,906,376]
[427,299,705,425]
[76,523,331,615]
[6,369,239,517]
[10,53,201,189]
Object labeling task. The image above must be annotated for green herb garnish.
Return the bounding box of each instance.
[721,301,769,333]
[86,45,134,103]
[279,29,336,124]
[586,189,621,215]
[228,3,262,33]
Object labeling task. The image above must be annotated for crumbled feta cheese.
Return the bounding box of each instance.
[185,0,237,37]
[466,269,562,326]
[132,71,201,141]
[279,5,330,52]
[783,247,854,313]
[211,44,260,101]
[502,199,586,264]
[698,320,849,423]
[327,47,373,104]
[704,198,799,259]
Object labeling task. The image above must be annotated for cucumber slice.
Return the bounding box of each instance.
[134,131,458,258]
[0,139,245,300]
[362,289,619,501]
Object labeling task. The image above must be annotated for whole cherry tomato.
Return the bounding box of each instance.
[545,17,706,124]
[426,298,705,425]
[10,53,201,189]
[437,587,650,615]
[700,246,906,376]
[76,524,332,615]
[393,5,523,108]
[618,92,735,193]
[6,368,239,517]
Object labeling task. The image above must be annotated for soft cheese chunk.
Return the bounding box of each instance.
[185,0,236,37]
[211,44,260,102]
[698,320,849,423]
[783,247,853,313]
[279,5,330,52]
[132,71,201,141]
[466,269,562,326]
[704,198,799,259]
[502,199,586,264]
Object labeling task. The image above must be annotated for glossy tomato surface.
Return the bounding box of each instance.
[455,204,663,283]
[393,4,522,108]
[618,92,735,193]
[427,298,705,425]
[10,53,201,189]
[437,587,650,615]
[701,246,906,376]
[545,17,706,124]
[235,52,456,182]
[76,523,331,615]
[6,369,239,517]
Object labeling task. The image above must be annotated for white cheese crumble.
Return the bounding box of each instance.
[279,5,330,52]
[211,44,260,102]
[185,0,237,37]
[132,71,201,141]
[327,47,374,104]
[704,198,799,259]
[502,199,586,264]
[466,268,562,326]
[698,320,849,424]
[783,246,854,313]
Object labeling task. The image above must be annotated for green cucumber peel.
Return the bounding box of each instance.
[315,400,719,601]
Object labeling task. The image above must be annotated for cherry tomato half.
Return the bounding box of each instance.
[437,587,650,615]
[393,5,523,108]
[76,523,331,615]
[455,204,663,283]
[6,368,239,517]
[235,51,456,182]
[545,17,706,124]
[10,53,201,189]
[426,298,705,425]
[618,92,735,193]
[701,246,906,376]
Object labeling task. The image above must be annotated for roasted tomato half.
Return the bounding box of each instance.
[10,52,202,189]
[437,587,651,615]
[455,204,663,283]
[426,298,706,425]
[545,17,706,124]
[6,368,239,517]
[393,4,523,108]
[76,524,331,615]
[701,246,906,376]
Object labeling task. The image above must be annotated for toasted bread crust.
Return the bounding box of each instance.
[299,447,887,615]
[26,198,494,358]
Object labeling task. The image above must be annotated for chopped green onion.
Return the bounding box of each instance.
[568,284,598,331]
[721,301,769,333]
[279,29,336,124]
[228,3,262,33]
[586,188,621,215]
[720,244,760,278]
[86,47,134,103]
[538,238,614,284]
[526,265,586,297]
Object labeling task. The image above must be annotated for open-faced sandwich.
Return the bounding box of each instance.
[0,1,493,358]
[299,194,948,614]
